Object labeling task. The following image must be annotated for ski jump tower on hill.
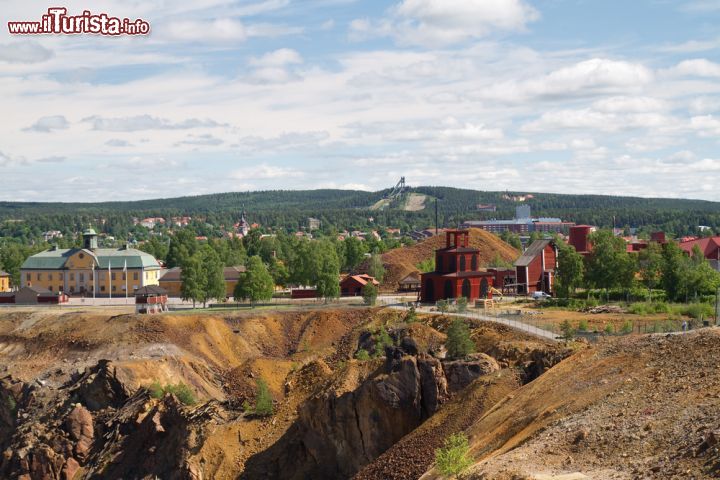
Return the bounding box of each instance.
[387,177,407,199]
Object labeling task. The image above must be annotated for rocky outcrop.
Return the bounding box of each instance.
[0,376,27,449]
[0,359,227,480]
[65,404,94,461]
[68,359,132,411]
[442,353,500,393]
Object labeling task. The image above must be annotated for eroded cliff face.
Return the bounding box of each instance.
[241,332,504,480]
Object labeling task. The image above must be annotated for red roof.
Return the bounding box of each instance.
[679,236,720,259]
[341,274,379,287]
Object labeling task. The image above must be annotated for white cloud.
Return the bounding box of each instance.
[176,134,224,146]
[83,115,223,132]
[625,136,685,152]
[351,0,538,46]
[593,96,667,113]
[690,115,720,136]
[106,139,133,147]
[231,164,304,179]
[689,96,720,114]
[245,48,303,84]
[250,48,303,67]
[234,131,329,152]
[161,18,247,43]
[658,38,720,53]
[439,121,504,141]
[24,115,70,133]
[524,59,653,97]
[670,59,720,77]
[0,41,53,64]
[680,1,720,13]
[395,0,538,31]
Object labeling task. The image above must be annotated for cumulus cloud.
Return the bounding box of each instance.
[351,0,538,46]
[24,115,70,133]
[522,59,654,98]
[245,48,304,84]
[250,48,303,67]
[83,115,223,132]
[0,41,53,64]
[670,58,720,77]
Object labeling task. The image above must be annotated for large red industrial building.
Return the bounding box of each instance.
[515,239,558,295]
[420,230,495,303]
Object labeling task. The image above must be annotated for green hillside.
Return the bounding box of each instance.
[1,187,719,241]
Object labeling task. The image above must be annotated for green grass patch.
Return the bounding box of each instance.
[435,433,473,476]
[148,381,197,406]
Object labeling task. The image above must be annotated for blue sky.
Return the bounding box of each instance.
[2,0,720,202]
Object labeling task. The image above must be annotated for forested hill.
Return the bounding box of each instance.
[1,187,719,240]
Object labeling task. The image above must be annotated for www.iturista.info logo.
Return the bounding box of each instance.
[8,7,150,35]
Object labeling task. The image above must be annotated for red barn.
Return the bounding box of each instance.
[679,236,720,271]
[420,230,494,303]
[515,239,558,295]
[341,274,379,296]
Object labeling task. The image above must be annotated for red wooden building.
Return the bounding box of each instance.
[340,274,379,296]
[568,225,593,257]
[515,239,558,295]
[420,230,495,303]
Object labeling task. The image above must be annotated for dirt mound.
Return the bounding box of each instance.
[376,228,519,291]
[418,329,720,479]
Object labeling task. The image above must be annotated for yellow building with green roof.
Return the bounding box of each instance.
[0,270,10,292]
[20,229,161,296]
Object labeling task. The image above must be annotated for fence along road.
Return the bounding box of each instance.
[390,304,561,342]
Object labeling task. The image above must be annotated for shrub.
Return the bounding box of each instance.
[373,327,394,357]
[604,323,614,334]
[628,302,670,315]
[455,297,468,313]
[254,378,274,416]
[5,396,17,415]
[677,303,714,320]
[363,283,378,306]
[577,319,589,332]
[437,299,449,314]
[435,433,473,477]
[560,320,575,340]
[620,320,633,334]
[405,305,418,323]
[242,400,252,413]
[355,348,370,361]
[148,381,164,399]
[445,318,475,358]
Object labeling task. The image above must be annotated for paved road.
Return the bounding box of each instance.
[390,305,561,342]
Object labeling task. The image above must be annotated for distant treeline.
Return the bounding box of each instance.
[1,187,719,243]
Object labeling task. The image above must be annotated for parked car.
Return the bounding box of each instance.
[532,291,552,300]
